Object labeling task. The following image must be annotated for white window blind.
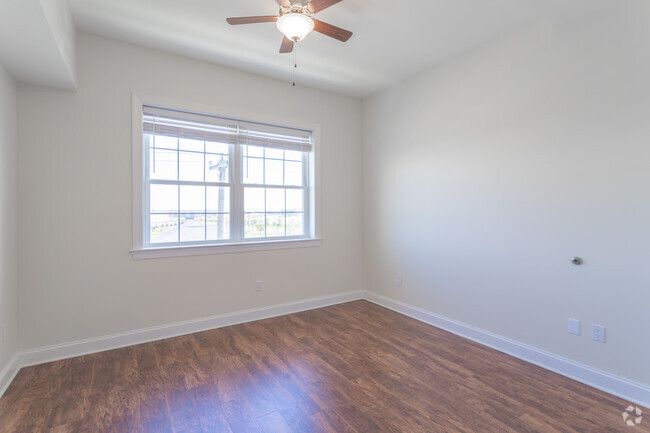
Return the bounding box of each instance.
[143,106,313,152]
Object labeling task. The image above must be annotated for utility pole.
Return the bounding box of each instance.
[208,154,229,239]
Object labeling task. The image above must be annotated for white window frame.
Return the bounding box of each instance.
[131,94,321,259]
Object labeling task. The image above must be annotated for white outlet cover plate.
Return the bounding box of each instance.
[592,324,606,343]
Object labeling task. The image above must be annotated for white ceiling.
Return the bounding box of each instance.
[67,0,614,97]
[6,0,613,97]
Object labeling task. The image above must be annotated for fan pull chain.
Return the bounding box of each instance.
[292,44,297,87]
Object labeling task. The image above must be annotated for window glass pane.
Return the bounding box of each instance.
[265,148,284,160]
[285,161,302,186]
[179,151,204,182]
[180,185,205,213]
[180,214,205,242]
[150,214,179,244]
[244,188,265,213]
[266,213,285,237]
[149,148,177,181]
[207,187,230,213]
[286,213,304,236]
[207,214,230,240]
[266,189,285,212]
[243,145,264,158]
[286,189,304,212]
[245,213,265,238]
[151,135,177,150]
[285,150,302,161]
[206,141,229,155]
[150,185,178,213]
[179,138,204,152]
[265,159,283,185]
[243,157,264,184]
[206,154,229,183]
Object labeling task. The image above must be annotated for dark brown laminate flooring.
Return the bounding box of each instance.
[0,300,647,432]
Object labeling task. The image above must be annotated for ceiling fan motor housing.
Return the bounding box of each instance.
[280,3,314,17]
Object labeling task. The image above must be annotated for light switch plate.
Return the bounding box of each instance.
[568,318,580,336]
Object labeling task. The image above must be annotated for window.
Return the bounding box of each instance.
[133,103,319,258]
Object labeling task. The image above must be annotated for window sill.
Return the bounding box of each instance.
[131,238,322,260]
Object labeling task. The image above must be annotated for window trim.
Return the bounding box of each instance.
[131,93,321,259]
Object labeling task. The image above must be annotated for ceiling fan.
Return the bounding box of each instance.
[226,0,353,54]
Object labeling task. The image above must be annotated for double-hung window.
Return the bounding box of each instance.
[134,104,317,257]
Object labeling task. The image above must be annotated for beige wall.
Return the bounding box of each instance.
[0,64,18,372]
[363,2,650,386]
[18,33,363,350]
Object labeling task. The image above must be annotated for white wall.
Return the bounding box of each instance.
[0,0,76,90]
[363,2,650,387]
[0,64,18,372]
[18,33,363,350]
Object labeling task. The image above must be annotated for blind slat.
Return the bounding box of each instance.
[143,115,239,144]
[143,106,313,151]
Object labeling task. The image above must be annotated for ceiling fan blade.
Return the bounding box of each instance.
[307,0,343,13]
[313,19,353,42]
[280,36,294,53]
[226,16,279,25]
[275,0,291,6]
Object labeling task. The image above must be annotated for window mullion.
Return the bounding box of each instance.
[204,141,207,242]
[282,150,286,237]
[176,138,180,243]
[144,135,151,247]
[262,151,266,237]
[232,143,242,241]
[150,179,232,187]
[303,151,310,237]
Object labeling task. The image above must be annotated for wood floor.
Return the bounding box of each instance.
[0,301,647,433]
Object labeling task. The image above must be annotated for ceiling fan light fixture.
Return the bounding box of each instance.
[276,13,314,42]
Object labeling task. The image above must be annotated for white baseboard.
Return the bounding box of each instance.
[363,291,650,409]
[0,354,19,398]
[13,290,363,373]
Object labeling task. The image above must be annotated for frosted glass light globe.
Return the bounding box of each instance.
[276,13,314,42]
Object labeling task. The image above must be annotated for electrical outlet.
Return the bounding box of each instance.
[255,280,263,292]
[592,324,606,343]
[396,276,403,288]
[568,318,580,336]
